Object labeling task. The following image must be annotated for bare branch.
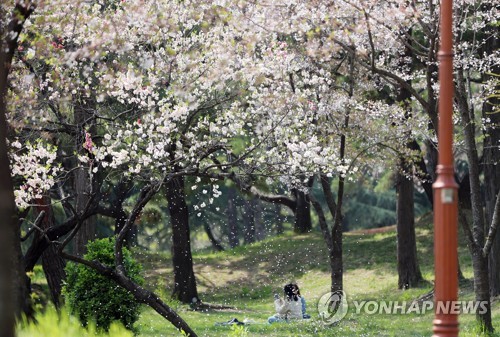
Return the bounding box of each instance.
[115,182,161,270]
[363,10,376,70]
[57,188,99,253]
[20,210,45,242]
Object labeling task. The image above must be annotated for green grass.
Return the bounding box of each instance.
[131,214,500,337]
[22,213,500,336]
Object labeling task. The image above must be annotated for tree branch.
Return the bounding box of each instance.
[319,173,338,218]
[59,249,198,337]
[115,181,161,270]
[246,185,296,211]
[20,210,45,242]
[309,193,333,252]
[57,185,100,254]
[205,157,297,211]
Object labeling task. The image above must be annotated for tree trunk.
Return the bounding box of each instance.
[226,188,239,248]
[424,140,438,184]
[34,197,66,307]
[275,203,284,235]
[41,246,66,308]
[73,167,96,256]
[396,159,423,289]
[243,198,256,244]
[485,158,500,298]
[203,222,224,252]
[458,258,465,282]
[73,99,96,257]
[165,176,199,304]
[0,5,36,326]
[254,199,265,241]
[483,26,500,297]
[293,189,312,233]
[13,226,32,319]
[330,221,343,293]
[319,53,354,295]
[311,180,343,294]
[0,48,17,337]
[457,69,494,332]
[0,179,16,336]
[408,140,434,205]
[309,182,343,294]
[471,248,493,333]
[394,41,423,289]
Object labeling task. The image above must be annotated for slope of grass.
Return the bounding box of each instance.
[134,215,500,337]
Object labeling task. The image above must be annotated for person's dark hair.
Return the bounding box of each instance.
[292,283,301,296]
[284,284,299,301]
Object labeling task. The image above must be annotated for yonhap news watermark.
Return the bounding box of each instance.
[352,299,488,315]
[317,291,488,325]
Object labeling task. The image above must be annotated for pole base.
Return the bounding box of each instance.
[432,318,459,337]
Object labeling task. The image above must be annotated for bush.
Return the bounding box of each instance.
[63,237,144,332]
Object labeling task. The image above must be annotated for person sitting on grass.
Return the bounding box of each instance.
[268,284,303,323]
[292,283,311,319]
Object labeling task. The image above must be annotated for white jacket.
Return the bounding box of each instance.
[273,297,303,320]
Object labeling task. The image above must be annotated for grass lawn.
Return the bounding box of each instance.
[132,214,500,337]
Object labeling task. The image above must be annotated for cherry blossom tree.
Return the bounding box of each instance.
[5,0,499,335]
[6,0,250,333]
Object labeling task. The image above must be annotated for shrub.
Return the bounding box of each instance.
[63,237,144,332]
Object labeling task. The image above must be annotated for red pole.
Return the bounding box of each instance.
[432,0,459,336]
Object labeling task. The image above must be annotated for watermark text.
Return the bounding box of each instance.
[317,291,488,325]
